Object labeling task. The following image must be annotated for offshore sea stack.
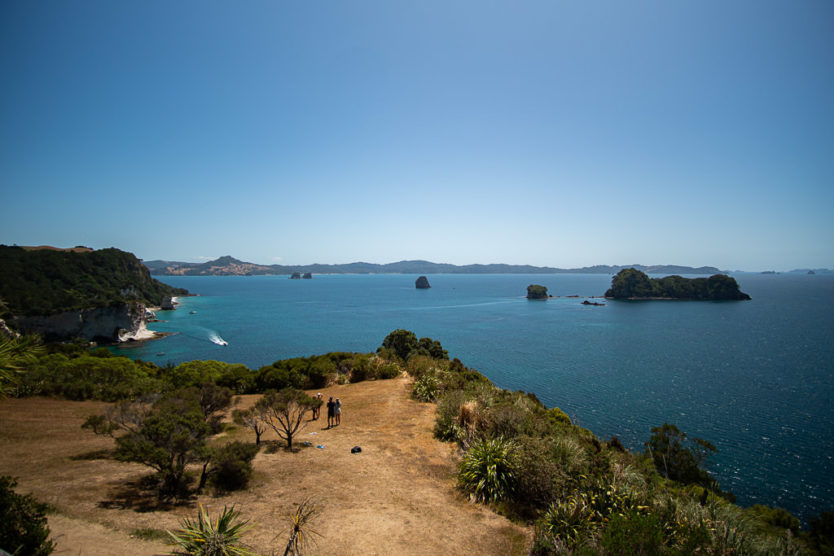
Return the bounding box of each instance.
[415,276,431,289]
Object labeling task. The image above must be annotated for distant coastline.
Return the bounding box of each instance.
[144,256,729,277]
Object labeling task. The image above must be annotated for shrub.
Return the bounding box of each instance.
[434,390,467,441]
[372,362,401,380]
[600,510,664,555]
[458,437,518,503]
[0,475,55,555]
[412,372,441,402]
[535,495,598,550]
[209,442,260,493]
[514,436,565,510]
[167,505,254,556]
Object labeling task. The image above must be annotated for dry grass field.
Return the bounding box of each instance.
[0,376,531,555]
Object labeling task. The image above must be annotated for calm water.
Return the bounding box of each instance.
[113,273,834,521]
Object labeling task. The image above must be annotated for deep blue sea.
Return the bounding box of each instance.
[112,273,834,522]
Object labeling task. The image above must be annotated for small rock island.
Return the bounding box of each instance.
[415,276,431,289]
[290,272,301,279]
[526,284,549,299]
[302,272,312,279]
[605,268,751,300]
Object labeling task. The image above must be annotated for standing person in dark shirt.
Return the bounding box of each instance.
[326,396,335,428]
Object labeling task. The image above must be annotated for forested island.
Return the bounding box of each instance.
[605,268,751,300]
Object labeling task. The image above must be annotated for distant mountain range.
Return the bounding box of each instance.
[143,256,728,276]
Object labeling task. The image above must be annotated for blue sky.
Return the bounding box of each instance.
[1,1,832,270]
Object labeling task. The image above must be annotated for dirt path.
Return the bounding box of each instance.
[0,377,530,555]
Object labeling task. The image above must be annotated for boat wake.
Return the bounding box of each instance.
[208,332,228,346]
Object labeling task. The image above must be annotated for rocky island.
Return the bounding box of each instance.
[0,245,188,342]
[605,268,751,300]
[415,275,431,289]
[526,284,549,299]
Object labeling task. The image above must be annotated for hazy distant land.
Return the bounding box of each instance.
[144,256,731,276]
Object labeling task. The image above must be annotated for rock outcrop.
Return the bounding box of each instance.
[290,272,301,279]
[527,284,548,299]
[302,273,313,279]
[415,276,431,289]
[12,302,149,342]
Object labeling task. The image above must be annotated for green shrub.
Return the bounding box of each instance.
[17,353,161,401]
[535,495,599,550]
[0,475,55,555]
[514,436,566,510]
[372,362,401,380]
[209,442,260,493]
[434,390,466,441]
[412,372,441,402]
[600,510,664,555]
[458,437,518,503]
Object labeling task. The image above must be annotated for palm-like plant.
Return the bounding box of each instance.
[458,437,517,503]
[0,334,42,397]
[283,498,321,556]
[168,505,254,556]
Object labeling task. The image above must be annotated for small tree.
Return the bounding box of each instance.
[256,389,318,451]
[645,423,716,487]
[233,406,266,446]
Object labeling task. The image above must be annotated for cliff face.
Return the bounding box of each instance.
[12,302,147,342]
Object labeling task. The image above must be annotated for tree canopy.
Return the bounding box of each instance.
[605,268,750,300]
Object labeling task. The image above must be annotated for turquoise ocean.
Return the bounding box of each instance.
[113,273,834,522]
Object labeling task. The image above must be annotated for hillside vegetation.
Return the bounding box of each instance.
[0,246,188,318]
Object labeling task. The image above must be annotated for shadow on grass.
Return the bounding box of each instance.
[263,440,310,454]
[69,448,113,461]
[98,475,192,513]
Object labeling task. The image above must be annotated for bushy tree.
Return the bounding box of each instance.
[380,329,419,360]
[84,392,212,499]
[645,423,717,488]
[0,475,55,555]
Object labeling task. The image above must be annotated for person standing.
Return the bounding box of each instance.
[312,393,323,420]
[326,396,335,428]
[335,398,342,426]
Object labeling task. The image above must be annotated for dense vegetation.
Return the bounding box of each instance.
[0,246,188,317]
[527,284,549,299]
[0,475,55,555]
[605,268,751,300]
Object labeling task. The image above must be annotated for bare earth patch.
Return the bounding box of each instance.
[0,377,530,555]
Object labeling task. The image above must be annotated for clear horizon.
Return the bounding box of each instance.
[2,2,832,270]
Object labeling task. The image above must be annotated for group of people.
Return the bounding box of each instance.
[312,393,341,428]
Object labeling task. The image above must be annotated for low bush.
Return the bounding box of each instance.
[208,442,260,493]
